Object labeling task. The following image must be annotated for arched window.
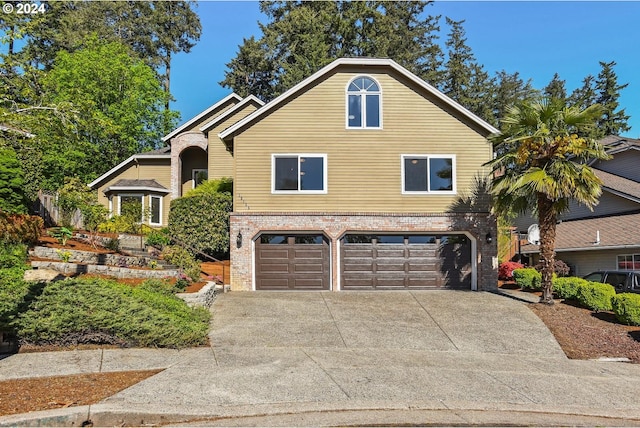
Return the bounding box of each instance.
[346,76,381,128]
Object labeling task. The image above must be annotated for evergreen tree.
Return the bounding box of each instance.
[490,70,538,129]
[221,1,445,101]
[594,60,630,137]
[544,73,567,101]
[0,147,28,214]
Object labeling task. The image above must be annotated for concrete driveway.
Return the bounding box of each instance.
[93,290,640,426]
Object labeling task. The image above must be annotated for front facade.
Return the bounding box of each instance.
[220,58,498,291]
[90,58,499,292]
[519,136,640,276]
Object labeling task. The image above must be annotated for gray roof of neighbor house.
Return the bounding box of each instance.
[521,211,640,254]
[595,168,640,202]
[104,179,169,193]
[599,135,640,154]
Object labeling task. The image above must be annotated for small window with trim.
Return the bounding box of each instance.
[347,76,381,129]
[272,154,327,193]
[402,155,455,193]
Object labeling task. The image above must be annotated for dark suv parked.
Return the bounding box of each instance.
[583,271,640,294]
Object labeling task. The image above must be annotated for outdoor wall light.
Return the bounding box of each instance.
[236,231,243,248]
[485,232,492,244]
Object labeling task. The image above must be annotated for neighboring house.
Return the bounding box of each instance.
[519,136,640,276]
[90,57,499,292]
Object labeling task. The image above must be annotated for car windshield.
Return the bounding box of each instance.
[584,273,604,282]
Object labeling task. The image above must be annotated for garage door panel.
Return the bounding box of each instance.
[341,234,471,290]
[256,234,329,290]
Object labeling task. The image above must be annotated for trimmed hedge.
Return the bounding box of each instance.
[168,192,232,257]
[612,293,640,326]
[577,281,615,312]
[513,268,541,290]
[553,277,589,300]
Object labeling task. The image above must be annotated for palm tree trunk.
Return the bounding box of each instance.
[538,192,557,304]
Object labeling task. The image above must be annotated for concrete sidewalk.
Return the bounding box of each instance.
[2,290,640,426]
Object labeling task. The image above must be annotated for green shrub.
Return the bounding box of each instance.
[0,147,28,214]
[577,281,615,312]
[512,268,541,290]
[162,245,201,282]
[184,177,233,197]
[0,266,37,331]
[0,211,43,244]
[612,293,640,326]
[168,192,232,257]
[139,278,182,295]
[0,243,28,269]
[553,276,589,300]
[145,228,171,248]
[15,276,210,348]
[48,226,73,246]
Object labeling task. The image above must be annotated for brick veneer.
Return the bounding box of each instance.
[170,132,207,198]
[230,212,498,291]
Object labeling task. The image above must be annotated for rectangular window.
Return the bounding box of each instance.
[618,254,640,270]
[118,194,143,221]
[402,155,455,194]
[272,154,326,193]
[348,95,362,127]
[149,195,162,226]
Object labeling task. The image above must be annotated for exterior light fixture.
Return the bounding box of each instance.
[236,231,243,248]
[485,232,492,244]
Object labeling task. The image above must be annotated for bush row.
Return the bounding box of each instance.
[512,268,640,326]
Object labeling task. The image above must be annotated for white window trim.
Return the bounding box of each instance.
[149,194,163,226]
[117,193,144,222]
[192,169,208,189]
[401,154,457,195]
[271,154,328,194]
[345,75,383,130]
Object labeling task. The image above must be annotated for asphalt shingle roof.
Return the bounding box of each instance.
[521,211,640,253]
[110,179,167,190]
[595,168,640,200]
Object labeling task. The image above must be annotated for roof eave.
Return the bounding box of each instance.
[199,95,265,134]
[88,154,171,188]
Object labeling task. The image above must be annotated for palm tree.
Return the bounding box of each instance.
[486,98,610,304]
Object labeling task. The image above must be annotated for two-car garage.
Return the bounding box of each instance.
[255,233,472,291]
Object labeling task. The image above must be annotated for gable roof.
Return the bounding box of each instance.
[521,211,640,254]
[218,57,499,141]
[596,168,640,203]
[88,150,170,189]
[162,93,242,143]
[599,135,640,155]
[199,95,264,134]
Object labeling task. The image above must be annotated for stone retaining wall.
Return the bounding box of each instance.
[30,246,163,268]
[176,282,220,308]
[30,261,178,279]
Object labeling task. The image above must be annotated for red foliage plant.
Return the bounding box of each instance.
[499,261,524,280]
[0,210,44,244]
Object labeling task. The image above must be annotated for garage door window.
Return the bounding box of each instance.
[402,155,455,194]
[273,154,326,193]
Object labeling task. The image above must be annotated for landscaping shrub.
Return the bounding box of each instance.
[0,266,33,331]
[139,278,183,296]
[535,259,570,277]
[162,245,201,282]
[0,147,28,214]
[512,268,541,290]
[612,293,640,326]
[0,243,28,269]
[552,276,589,300]
[15,277,210,348]
[168,191,232,257]
[145,228,171,248]
[184,177,233,197]
[498,261,524,280]
[577,281,615,312]
[0,210,43,244]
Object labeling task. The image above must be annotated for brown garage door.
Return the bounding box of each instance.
[255,234,330,290]
[341,234,471,290]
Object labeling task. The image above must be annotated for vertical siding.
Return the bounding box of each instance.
[593,151,640,182]
[233,69,492,213]
[208,103,259,180]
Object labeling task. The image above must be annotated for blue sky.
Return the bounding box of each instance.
[171,1,640,138]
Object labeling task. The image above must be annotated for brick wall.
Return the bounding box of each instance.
[230,212,498,291]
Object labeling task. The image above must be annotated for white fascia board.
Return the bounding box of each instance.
[199,95,265,133]
[105,186,171,194]
[523,243,640,254]
[162,93,243,142]
[219,58,499,140]
[87,154,171,188]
